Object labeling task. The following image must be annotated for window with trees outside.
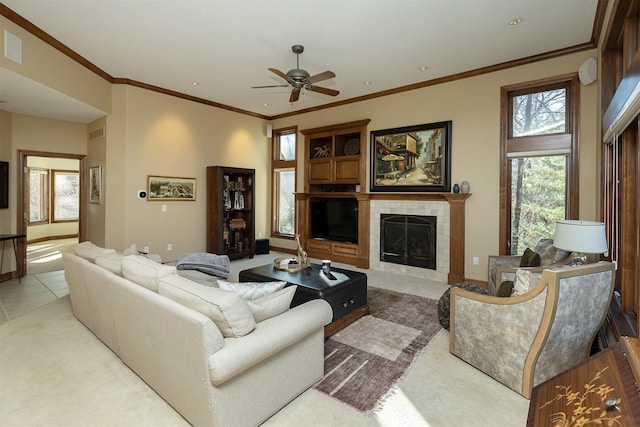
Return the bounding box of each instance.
[500,76,579,255]
[28,167,49,225]
[52,169,80,222]
[271,127,297,238]
[28,167,80,225]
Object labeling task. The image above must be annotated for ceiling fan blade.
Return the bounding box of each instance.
[306,85,340,97]
[251,84,289,88]
[289,89,301,102]
[307,70,336,84]
[268,68,293,84]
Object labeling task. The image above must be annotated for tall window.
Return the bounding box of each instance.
[52,170,80,222]
[500,76,579,255]
[272,127,297,237]
[28,168,49,224]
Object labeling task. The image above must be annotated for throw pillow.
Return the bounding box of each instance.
[121,255,176,292]
[75,241,116,262]
[496,280,514,297]
[511,269,542,297]
[534,239,570,266]
[519,248,541,267]
[534,239,556,265]
[158,274,256,337]
[95,252,125,276]
[247,286,297,322]
[217,280,287,301]
[122,243,138,256]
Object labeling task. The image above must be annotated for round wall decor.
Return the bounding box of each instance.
[344,138,360,155]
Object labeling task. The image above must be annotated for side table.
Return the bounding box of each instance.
[0,233,26,283]
[527,336,640,426]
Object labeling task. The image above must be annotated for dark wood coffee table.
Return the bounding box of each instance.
[239,263,369,337]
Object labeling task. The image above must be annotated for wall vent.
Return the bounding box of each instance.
[88,127,106,140]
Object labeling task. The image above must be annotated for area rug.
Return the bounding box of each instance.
[314,286,442,413]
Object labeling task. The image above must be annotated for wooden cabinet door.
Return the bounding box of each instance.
[309,159,332,183]
[334,157,360,182]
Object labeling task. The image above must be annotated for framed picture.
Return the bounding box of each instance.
[147,175,196,201]
[370,121,452,192]
[89,166,102,204]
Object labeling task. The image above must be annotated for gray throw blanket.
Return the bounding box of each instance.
[176,252,230,279]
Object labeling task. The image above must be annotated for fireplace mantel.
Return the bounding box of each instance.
[369,193,470,203]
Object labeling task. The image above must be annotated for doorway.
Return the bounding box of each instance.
[17,150,87,277]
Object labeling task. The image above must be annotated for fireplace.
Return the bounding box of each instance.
[380,214,437,270]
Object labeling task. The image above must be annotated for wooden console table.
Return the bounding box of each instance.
[0,233,26,283]
[527,336,640,426]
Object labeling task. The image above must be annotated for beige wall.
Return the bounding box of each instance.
[0,16,112,114]
[0,110,13,274]
[0,113,86,272]
[271,50,600,281]
[101,85,267,262]
[87,116,108,247]
[0,110,12,236]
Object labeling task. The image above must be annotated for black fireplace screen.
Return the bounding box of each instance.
[380,214,436,270]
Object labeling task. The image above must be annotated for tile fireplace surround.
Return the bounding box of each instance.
[370,200,449,282]
[368,193,470,284]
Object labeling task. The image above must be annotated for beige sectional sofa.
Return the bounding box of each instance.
[62,242,333,427]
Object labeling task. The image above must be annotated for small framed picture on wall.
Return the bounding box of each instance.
[89,166,102,204]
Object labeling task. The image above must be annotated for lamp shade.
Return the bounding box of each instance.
[553,220,608,254]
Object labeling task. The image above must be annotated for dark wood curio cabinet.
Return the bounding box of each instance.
[206,166,255,260]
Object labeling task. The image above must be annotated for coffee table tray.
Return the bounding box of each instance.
[273,256,310,273]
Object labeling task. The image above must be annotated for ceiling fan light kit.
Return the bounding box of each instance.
[251,45,340,102]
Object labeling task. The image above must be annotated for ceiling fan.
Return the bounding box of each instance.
[252,45,340,102]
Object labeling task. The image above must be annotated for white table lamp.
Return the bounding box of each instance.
[553,220,608,265]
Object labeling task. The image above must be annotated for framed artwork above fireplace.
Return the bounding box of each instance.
[370,121,452,192]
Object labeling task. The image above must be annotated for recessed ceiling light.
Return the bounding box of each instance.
[192,82,199,86]
[263,103,269,107]
[364,81,372,86]
[509,18,522,26]
[419,66,428,71]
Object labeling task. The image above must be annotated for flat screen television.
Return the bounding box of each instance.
[310,198,358,244]
[0,161,7,209]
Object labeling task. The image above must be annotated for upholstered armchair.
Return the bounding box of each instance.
[450,261,615,398]
[487,238,570,295]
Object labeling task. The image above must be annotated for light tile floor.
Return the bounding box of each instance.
[0,270,68,326]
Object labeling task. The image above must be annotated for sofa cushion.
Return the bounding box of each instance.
[247,286,297,322]
[217,280,287,300]
[511,269,542,297]
[121,255,176,292]
[75,241,116,262]
[158,274,256,337]
[95,252,125,276]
